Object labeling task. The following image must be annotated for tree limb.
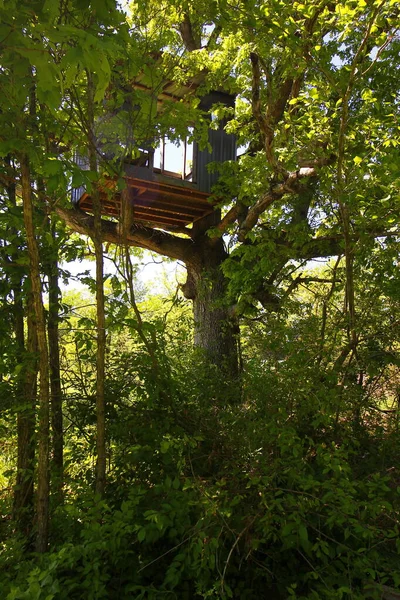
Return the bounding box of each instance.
[212,204,240,237]
[283,274,337,299]
[266,73,293,128]
[250,52,276,167]
[179,14,200,51]
[56,207,193,263]
[286,225,396,261]
[238,164,334,240]
[289,234,343,260]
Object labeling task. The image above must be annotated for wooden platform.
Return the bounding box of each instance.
[75,164,214,231]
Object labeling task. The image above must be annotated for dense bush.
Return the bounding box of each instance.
[1,348,399,599]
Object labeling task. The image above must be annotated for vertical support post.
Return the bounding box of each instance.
[182,137,187,180]
[147,148,154,170]
[192,141,198,184]
[119,186,135,238]
[160,137,165,174]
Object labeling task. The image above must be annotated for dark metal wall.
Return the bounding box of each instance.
[195,127,237,194]
[195,91,237,194]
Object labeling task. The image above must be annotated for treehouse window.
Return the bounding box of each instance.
[153,132,194,182]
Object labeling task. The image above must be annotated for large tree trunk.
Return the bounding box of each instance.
[59,198,241,379]
[183,236,239,377]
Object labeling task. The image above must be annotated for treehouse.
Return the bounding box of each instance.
[72,90,236,232]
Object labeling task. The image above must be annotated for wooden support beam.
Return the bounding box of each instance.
[119,187,135,238]
[74,166,215,230]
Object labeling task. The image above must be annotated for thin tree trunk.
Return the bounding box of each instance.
[317,255,341,366]
[13,287,37,535]
[124,247,159,374]
[86,71,106,496]
[21,154,50,553]
[94,233,106,496]
[6,157,36,533]
[33,86,64,499]
[336,8,381,354]
[47,224,63,500]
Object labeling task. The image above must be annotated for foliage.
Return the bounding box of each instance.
[0,0,399,597]
[1,277,400,597]
[1,345,399,598]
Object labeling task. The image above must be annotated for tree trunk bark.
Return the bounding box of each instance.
[183,237,239,377]
[47,225,63,501]
[7,158,37,535]
[86,70,106,497]
[192,267,238,376]
[21,154,50,553]
[13,290,37,537]
[94,234,106,497]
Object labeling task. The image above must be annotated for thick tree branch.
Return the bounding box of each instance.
[283,225,397,261]
[251,52,303,171]
[238,164,334,240]
[250,52,276,167]
[285,275,337,299]
[290,185,315,227]
[266,73,293,127]
[255,274,337,311]
[179,14,201,51]
[56,207,193,263]
[288,234,343,260]
[214,154,335,240]
[212,204,240,237]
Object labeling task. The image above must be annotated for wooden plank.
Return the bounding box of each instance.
[107,185,210,215]
[75,172,214,228]
[80,195,194,225]
[80,201,120,217]
[126,178,212,205]
[132,211,190,226]
[80,198,204,224]
[82,201,204,226]
[132,208,191,224]
[131,193,208,216]
[80,199,211,223]
[83,169,212,204]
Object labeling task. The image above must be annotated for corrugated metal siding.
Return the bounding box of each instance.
[195,128,237,194]
[71,153,90,207]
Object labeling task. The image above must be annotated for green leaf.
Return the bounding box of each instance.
[160,440,170,454]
